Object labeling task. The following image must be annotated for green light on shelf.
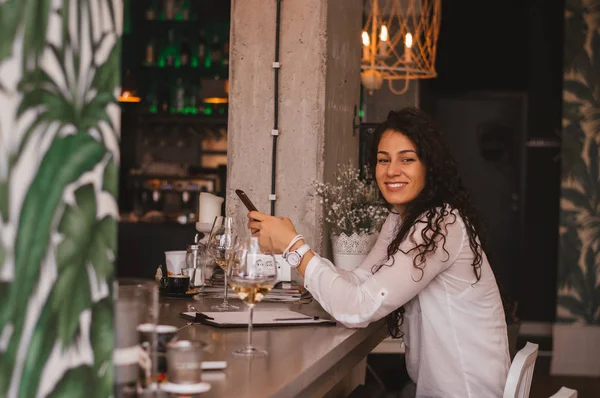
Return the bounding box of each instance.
[359,109,364,118]
[158,58,166,68]
[175,13,183,21]
[204,107,213,116]
[204,57,211,69]
[150,105,158,113]
[175,59,181,68]
[191,57,199,68]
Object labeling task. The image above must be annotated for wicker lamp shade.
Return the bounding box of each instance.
[361,0,441,95]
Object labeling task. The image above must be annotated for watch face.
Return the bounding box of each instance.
[286,252,301,267]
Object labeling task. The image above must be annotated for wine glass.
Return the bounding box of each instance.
[207,216,239,311]
[228,236,278,357]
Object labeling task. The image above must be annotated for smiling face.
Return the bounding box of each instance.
[375,129,427,215]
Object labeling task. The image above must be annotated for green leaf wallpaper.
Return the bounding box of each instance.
[0,0,122,396]
[558,0,600,325]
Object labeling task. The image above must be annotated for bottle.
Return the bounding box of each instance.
[210,34,222,79]
[174,78,185,113]
[210,34,221,64]
[146,0,156,20]
[147,84,158,113]
[145,39,155,65]
[180,30,190,67]
[187,88,197,114]
[164,0,175,20]
[222,38,229,71]
[160,88,170,113]
[181,0,190,20]
[164,29,179,67]
[197,29,207,69]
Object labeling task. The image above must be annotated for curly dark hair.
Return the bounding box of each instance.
[369,107,486,338]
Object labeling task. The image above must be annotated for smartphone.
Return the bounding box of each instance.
[235,189,258,212]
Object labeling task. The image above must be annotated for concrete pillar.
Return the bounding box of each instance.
[227,0,363,254]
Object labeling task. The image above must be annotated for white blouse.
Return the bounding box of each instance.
[304,210,510,398]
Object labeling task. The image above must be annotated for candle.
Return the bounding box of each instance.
[379,25,388,56]
[198,192,224,224]
[405,33,413,63]
[361,31,370,60]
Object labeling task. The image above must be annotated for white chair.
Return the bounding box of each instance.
[503,342,539,398]
[549,387,578,398]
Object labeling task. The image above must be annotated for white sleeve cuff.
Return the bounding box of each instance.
[303,254,323,289]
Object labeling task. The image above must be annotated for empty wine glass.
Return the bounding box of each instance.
[207,216,239,311]
[228,236,278,357]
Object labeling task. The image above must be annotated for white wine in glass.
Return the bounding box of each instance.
[215,259,230,271]
[229,237,278,357]
[229,275,275,305]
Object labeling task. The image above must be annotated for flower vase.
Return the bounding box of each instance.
[332,232,378,271]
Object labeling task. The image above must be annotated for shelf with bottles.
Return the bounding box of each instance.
[142,0,230,24]
[135,70,229,117]
[141,22,229,79]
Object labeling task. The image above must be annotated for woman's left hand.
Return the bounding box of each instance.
[247,211,299,253]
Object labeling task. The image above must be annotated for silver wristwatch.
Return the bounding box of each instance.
[283,244,311,267]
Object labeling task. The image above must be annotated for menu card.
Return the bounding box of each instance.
[180,310,336,328]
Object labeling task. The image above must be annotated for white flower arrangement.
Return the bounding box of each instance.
[314,163,389,237]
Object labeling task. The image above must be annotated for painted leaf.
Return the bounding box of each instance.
[18,191,115,395]
[584,246,599,321]
[567,258,588,306]
[559,209,579,228]
[91,39,121,95]
[55,185,97,272]
[103,156,119,198]
[557,295,587,319]
[0,0,24,64]
[21,0,51,72]
[16,69,75,156]
[0,134,105,393]
[561,187,591,213]
[91,298,114,398]
[50,259,92,347]
[563,101,582,122]
[56,183,116,284]
[596,285,600,324]
[587,139,599,198]
[560,124,585,180]
[0,181,7,222]
[558,227,582,289]
[47,366,94,398]
[87,217,117,283]
[592,31,600,96]
[17,306,56,397]
[564,80,596,105]
[54,184,116,344]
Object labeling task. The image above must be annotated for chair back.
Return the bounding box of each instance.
[549,387,577,398]
[503,342,539,398]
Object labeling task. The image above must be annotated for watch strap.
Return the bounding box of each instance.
[295,244,310,258]
[283,234,304,258]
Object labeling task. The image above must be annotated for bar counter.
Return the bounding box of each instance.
[158,295,387,397]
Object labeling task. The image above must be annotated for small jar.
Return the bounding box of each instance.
[186,244,215,286]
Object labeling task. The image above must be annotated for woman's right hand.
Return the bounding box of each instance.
[247,211,299,254]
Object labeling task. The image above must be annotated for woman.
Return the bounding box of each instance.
[248,107,510,397]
